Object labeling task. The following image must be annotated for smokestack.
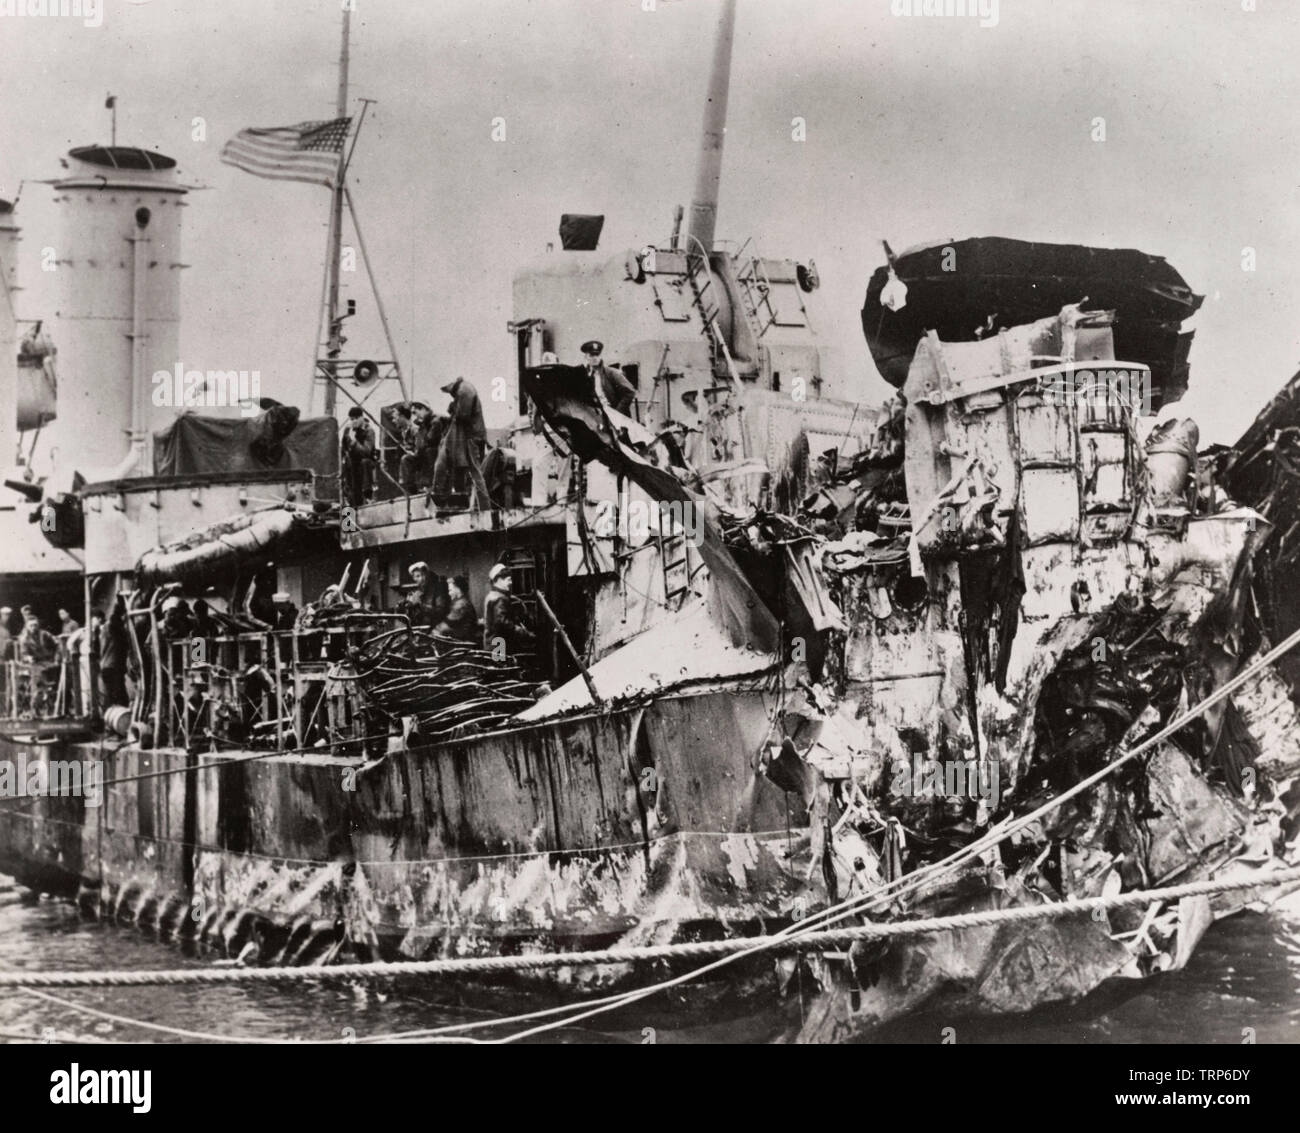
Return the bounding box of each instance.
[50,145,186,480]
[685,0,737,256]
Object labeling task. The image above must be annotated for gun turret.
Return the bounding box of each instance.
[685,0,737,255]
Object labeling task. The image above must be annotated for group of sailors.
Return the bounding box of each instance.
[1,556,541,720]
[0,602,129,713]
[338,341,638,510]
[149,553,537,660]
[0,604,98,664]
[340,376,490,510]
[398,560,536,657]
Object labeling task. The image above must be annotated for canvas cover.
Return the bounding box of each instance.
[153,413,339,496]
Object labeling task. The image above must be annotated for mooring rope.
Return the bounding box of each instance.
[0,864,1295,989]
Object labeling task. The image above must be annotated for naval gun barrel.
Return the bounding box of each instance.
[685,0,737,256]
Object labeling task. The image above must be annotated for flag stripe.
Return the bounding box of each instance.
[220,157,338,188]
[219,161,339,187]
[221,149,342,178]
[219,149,342,181]
[221,145,342,172]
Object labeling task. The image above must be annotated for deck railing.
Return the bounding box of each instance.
[0,653,89,723]
[156,616,407,753]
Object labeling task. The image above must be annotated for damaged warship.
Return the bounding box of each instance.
[2,0,1299,1044]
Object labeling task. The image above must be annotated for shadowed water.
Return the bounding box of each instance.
[0,876,1296,1044]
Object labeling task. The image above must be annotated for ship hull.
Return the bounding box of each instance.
[0,684,815,1014]
[2,675,1295,1038]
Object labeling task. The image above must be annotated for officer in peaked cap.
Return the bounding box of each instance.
[580,340,637,418]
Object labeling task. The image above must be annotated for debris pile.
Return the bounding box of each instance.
[350,625,539,741]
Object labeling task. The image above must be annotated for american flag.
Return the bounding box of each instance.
[219,118,352,188]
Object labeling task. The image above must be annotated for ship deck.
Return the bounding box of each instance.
[339,500,565,550]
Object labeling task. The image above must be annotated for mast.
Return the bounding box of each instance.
[323,5,350,416]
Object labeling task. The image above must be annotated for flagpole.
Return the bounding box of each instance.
[323,4,351,417]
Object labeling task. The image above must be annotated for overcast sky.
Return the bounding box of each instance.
[2,0,1299,442]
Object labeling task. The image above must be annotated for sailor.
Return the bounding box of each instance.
[419,405,449,489]
[580,340,637,418]
[249,399,302,465]
[403,562,449,627]
[394,403,417,492]
[340,406,377,507]
[482,563,536,657]
[244,566,280,628]
[390,402,415,443]
[192,599,218,639]
[432,378,490,510]
[160,596,195,641]
[99,598,130,708]
[270,592,299,631]
[295,584,357,631]
[18,613,58,712]
[0,607,12,662]
[434,574,479,642]
[397,402,437,494]
[18,613,58,665]
[58,607,80,636]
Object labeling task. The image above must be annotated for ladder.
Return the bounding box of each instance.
[685,250,741,384]
[734,257,780,338]
[658,527,693,610]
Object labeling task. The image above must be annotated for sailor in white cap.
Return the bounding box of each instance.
[402,562,447,627]
[271,591,298,631]
[160,596,195,641]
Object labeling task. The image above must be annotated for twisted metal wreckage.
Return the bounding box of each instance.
[505,243,1300,1040]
